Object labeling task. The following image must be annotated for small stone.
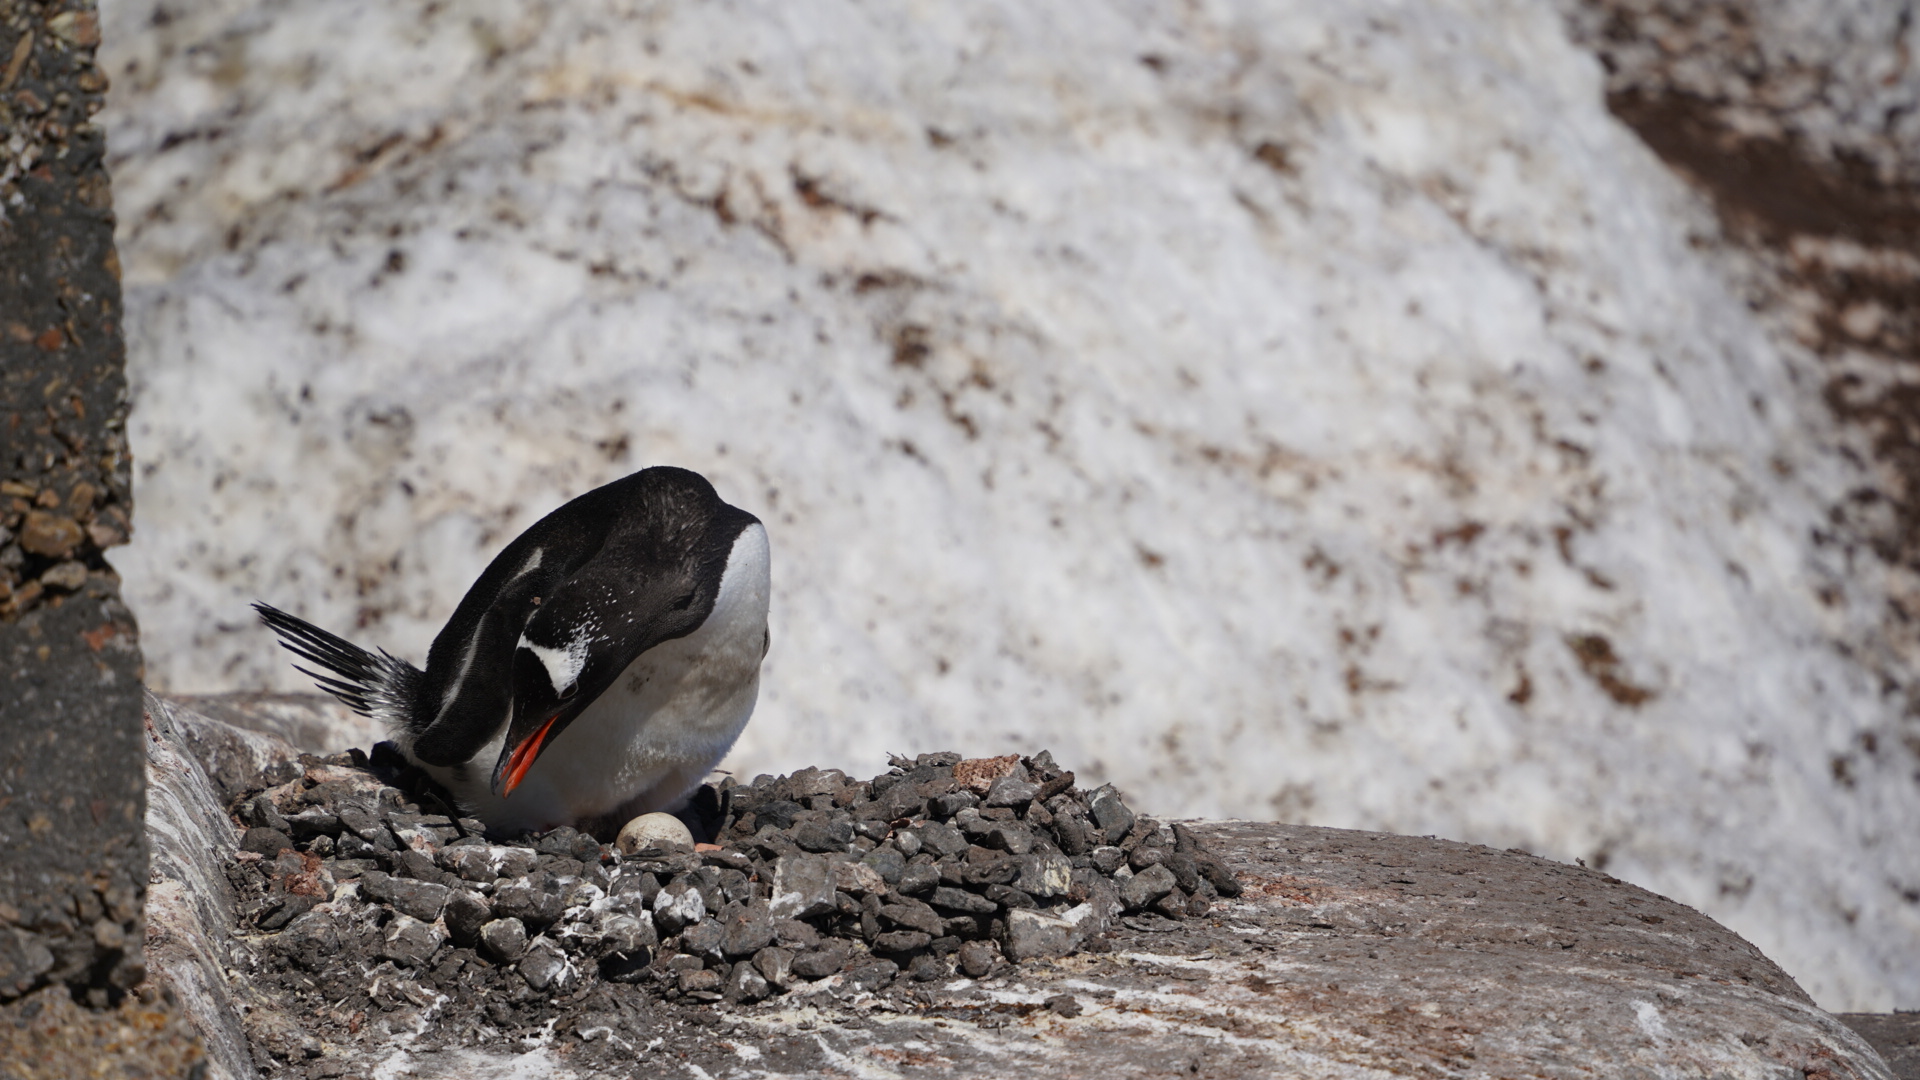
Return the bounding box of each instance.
[752,800,803,831]
[1051,810,1095,855]
[241,827,295,857]
[1016,853,1075,898]
[872,930,931,954]
[982,821,1035,855]
[879,782,928,821]
[790,941,851,980]
[274,911,340,972]
[769,854,836,920]
[653,880,707,934]
[493,846,540,877]
[37,561,87,592]
[954,755,1024,794]
[862,846,906,884]
[792,819,854,853]
[1121,863,1177,911]
[1152,890,1189,920]
[930,887,997,914]
[752,946,794,988]
[879,897,944,937]
[479,918,529,962]
[1196,853,1242,898]
[491,873,565,927]
[676,967,722,994]
[916,822,969,857]
[596,912,658,956]
[1045,994,1083,1018]
[283,809,341,842]
[908,953,949,982]
[392,848,447,884]
[725,960,772,1003]
[831,859,887,897]
[361,871,450,922]
[18,512,82,559]
[1088,785,1135,844]
[1128,840,1168,872]
[787,767,847,798]
[533,828,576,856]
[844,959,899,991]
[379,914,445,968]
[443,890,490,946]
[960,851,1020,886]
[436,846,496,882]
[897,860,939,895]
[244,794,291,829]
[983,774,1041,810]
[686,866,727,914]
[1162,852,1202,894]
[983,884,1036,909]
[680,918,726,963]
[616,813,694,855]
[45,10,99,46]
[927,791,976,818]
[773,919,820,949]
[719,900,775,958]
[519,937,571,991]
[956,939,999,978]
[1090,846,1127,875]
[1005,908,1077,961]
[333,804,393,847]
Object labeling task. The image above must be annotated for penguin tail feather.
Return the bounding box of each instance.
[253,602,422,732]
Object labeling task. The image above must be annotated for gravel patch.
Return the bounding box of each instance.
[215,743,1239,1073]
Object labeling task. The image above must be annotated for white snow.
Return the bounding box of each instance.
[96,0,1920,1008]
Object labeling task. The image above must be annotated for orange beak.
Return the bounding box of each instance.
[499,714,559,798]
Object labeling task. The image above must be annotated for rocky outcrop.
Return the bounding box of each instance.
[145,694,1895,1079]
[0,0,146,1014]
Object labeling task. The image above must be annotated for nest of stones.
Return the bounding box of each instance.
[228,747,1242,1015]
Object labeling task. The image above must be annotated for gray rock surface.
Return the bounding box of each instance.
[143,695,1897,1079]
[1842,1014,1920,1080]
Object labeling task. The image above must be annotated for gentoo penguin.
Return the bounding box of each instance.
[255,466,770,836]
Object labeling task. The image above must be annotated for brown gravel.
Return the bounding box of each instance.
[0,985,206,1079]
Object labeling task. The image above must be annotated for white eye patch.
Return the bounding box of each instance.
[519,629,590,696]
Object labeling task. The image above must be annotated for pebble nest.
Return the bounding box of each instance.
[223,746,1240,1070]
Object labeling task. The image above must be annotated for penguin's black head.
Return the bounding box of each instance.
[491,570,714,798]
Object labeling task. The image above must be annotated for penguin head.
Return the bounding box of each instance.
[489,564,716,798]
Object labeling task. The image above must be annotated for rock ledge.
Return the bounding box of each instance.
[146,695,1892,1080]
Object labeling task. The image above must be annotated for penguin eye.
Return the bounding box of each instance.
[671,591,696,611]
[557,683,577,700]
